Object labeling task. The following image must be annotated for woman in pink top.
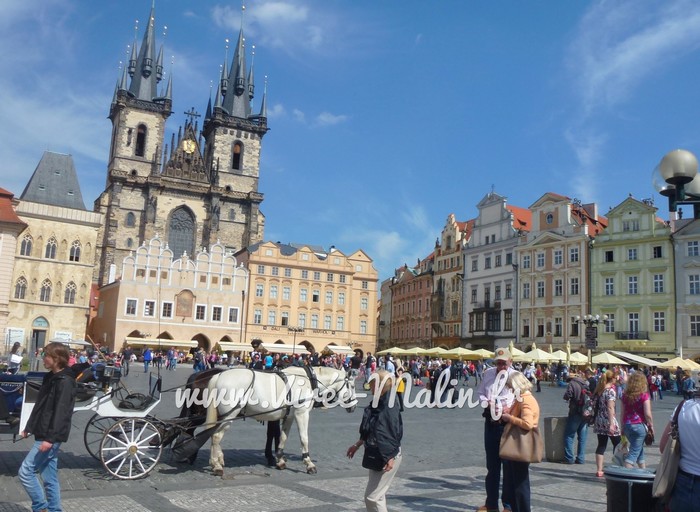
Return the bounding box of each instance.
[620,372,653,468]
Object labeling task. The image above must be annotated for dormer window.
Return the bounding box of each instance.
[546,213,554,224]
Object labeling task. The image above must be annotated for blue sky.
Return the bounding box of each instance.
[3,1,700,281]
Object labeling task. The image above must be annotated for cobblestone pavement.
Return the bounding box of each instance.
[0,367,679,511]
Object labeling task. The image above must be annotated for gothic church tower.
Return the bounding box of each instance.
[94,3,268,286]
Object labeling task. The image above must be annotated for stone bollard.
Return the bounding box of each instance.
[544,416,568,462]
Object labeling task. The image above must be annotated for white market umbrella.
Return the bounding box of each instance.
[550,350,568,361]
[514,348,555,363]
[591,352,628,366]
[656,357,700,371]
[568,352,589,366]
[443,347,477,359]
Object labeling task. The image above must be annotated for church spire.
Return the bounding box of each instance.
[220,5,252,119]
[128,1,162,102]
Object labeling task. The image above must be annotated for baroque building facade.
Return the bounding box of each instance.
[94,3,267,286]
[591,196,675,358]
[673,219,700,359]
[0,189,27,351]
[431,214,472,348]
[462,191,531,350]
[515,193,606,352]
[388,254,434,350]
[235,242,378,356]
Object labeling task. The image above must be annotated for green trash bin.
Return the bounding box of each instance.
[604,465,657,512]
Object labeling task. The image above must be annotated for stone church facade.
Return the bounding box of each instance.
[94,3,268,286]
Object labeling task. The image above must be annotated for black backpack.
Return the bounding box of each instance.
[577,383,595,424]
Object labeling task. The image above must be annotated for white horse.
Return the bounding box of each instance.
[204,365,357,475]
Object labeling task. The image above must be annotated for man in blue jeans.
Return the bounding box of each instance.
[19,342,76,512]
[476,348,515,512]
[563,373,589,464]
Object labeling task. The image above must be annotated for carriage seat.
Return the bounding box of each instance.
[73,363,122,401]
[118,393,156,411]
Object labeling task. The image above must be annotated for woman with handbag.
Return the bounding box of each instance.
[347,369,403,512]
[593,370,621,478]
[659,396,700,511]
[500,371,540,512]
[620,371,653,469]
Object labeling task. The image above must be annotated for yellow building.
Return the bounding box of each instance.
[89,236,248,353]
[235,242,378,356]
[8,152,103,352]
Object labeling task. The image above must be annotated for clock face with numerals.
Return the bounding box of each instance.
[182,139,196,154]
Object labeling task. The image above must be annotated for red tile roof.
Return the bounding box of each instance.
[0,188,26,227]
[506,205,532,231]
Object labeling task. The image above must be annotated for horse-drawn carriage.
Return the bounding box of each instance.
[1,361,357,480]
[1,364,170,479]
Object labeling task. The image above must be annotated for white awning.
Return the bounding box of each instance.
[259,342,309,355]
[124,337,198,348]
[217,342,255,352]
[324,345,355,355]
[609,350,662,367]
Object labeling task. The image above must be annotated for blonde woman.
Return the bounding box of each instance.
[347,369,403,512]
[621,371,653,468]
[500,372,540,512]
[593,370,621,477]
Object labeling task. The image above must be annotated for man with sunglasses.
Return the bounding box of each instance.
[476,347,516,512]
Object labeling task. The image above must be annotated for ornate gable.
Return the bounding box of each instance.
[161,121,209,184]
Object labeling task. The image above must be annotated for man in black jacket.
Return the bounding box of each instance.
[19,342,76,512]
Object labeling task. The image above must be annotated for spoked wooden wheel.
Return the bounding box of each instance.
[99,418,162,479]
[84,414,120,460]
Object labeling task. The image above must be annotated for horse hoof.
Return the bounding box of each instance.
[213,468,224,476]
[307,466,317,474]
[276,462,286,470]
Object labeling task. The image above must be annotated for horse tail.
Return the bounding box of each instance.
[204,372,222,429]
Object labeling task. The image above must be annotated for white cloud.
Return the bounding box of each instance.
[315,111,348,126]
[339,205,438,279]
[292,108,306,123]
[267,103,286,118]
[562,0,700,195]
[568,0,700,115]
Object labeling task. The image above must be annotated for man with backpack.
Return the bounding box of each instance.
[563,372,591,464]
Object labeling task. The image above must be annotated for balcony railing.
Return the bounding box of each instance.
[615,331,650,340]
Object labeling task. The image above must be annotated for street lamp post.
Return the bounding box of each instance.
[652,149,700,219]
[651,149,700,358]
[577,314,608,365]
[289,326,304,358]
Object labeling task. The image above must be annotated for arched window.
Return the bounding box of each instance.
[69,241,81,262]
[232,142,243,170]
[64,282,77,304]
[14,277,27,299]
[45,237,57,259]
[40,279,52,302]
[126,238,133,248]
[20,235,32,256]
[168,207,195,259]
[125,212,136,227]
[135,124,147,157]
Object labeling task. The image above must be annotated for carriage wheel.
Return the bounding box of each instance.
[84,414,120,461]
[99,418,162,480]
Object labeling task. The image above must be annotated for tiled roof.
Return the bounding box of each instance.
[0,188,26,227]
[20,152,87,210]
[506,205,532,231]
